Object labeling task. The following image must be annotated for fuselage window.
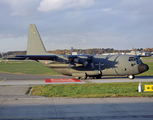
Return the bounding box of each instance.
[131,63,136,66]
[129,57,142,65]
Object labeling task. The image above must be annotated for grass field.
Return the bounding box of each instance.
[141,56,153,60]
[30,82,153,98]
[0,60,59,75]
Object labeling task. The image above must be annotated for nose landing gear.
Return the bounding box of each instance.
[128,75,135,79]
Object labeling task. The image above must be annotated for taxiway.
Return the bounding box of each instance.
[0,73,153,120]
[0,73,153,85]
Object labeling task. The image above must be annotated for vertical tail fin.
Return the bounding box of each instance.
[27,24,47,55]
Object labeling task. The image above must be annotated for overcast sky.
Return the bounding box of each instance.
[0,0,153,52]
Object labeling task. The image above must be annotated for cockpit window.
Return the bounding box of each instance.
[129,57,142,64]
[129,57,135,61]
[135,58,138,61]
[138,57,143,64]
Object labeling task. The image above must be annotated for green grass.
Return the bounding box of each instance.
[31,82,153,98]
[141,56,153,60]
[0,60,59,75]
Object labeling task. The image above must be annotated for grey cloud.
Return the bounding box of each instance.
[0,0,153,52]
[37,0,95,12]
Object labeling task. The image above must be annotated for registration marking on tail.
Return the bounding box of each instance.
[45,78,82,83]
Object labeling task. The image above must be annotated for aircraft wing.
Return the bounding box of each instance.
[4,54,92,61]
[5,54,94,68]
[64,55,93,59]
[5,55,57,60]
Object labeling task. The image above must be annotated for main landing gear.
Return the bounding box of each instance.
[75,75,102,80]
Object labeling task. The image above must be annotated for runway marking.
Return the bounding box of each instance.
[0,77,6,83]
[45,78,82,83]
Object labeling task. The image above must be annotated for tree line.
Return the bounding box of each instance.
[1,51,26,58]
[1,48,153,58]
[48,48,153,55]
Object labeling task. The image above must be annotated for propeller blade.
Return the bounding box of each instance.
[71,62,76,66]
[69,62,76,69]
[74,58,79,63]
[91,62,95,69]
[69,63,71,69]
[84,61,88,67]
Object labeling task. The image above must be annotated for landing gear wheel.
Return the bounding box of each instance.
[80,77,86,80]
[89,77,94,79]
[96,75,102,79]
[80,74,87,80]
[128,75,135,80]
[74,77,80,79]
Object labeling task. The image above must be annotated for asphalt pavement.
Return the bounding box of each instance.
[0,97,153,120]
[0,73,153,120]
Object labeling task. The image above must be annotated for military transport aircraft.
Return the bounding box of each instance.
[5,24,149,79]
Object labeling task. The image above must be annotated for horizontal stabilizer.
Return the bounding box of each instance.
[6,55,57,60]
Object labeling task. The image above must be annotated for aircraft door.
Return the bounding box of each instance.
[129,57,139,75]
[130,61,138,75]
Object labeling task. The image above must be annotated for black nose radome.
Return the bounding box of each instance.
[138,64,149,73]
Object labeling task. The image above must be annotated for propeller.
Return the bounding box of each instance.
[91,62,95,69]
[64,47,95,69]
[83,55,95,69]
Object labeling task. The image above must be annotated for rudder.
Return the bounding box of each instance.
[27,24,47,55]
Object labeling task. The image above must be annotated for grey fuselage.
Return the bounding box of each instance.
[40,54,148,78]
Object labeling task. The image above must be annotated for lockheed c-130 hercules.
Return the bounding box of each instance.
[6,24,149,79]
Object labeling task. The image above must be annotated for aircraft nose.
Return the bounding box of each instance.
[138,64,149,73]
